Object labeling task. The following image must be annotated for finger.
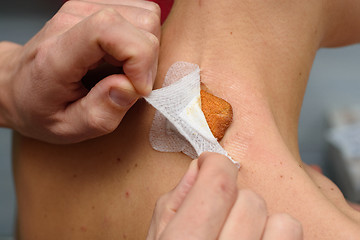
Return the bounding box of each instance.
[49,8,158,95]
[61,0,161,38]
[77,0,161,17]
[38,12,83,39]
[141,30,159,89]
[166,160,199,215]
[88,31,159,75]
[58,74,139,143]
[218,189,268,240]
[262,213,303,240]
[147,160,199,240]
[160,153,239,240]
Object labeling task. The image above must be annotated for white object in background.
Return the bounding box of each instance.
[326,106,360,202]
[327,123,360,159]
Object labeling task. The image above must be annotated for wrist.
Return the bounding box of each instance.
[0,41,22,129]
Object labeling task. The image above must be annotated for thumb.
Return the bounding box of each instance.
[167,159,199,213]
[60,74,138,143]
[161,160,199,233]
[147,160,199,240]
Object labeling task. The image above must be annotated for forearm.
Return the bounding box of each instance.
[0,41,22,128]
[322,0,360,47]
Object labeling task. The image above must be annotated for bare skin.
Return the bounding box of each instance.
[0,0,160,143]
[12,0,360,239]
[147,154,303,240]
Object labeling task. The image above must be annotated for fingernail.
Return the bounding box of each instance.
[109,89,137,107]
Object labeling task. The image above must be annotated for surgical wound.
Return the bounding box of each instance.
[200,90,233,141]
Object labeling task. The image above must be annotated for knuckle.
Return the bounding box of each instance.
[210,171,238,201]
[270,213,303,234]
[126,44,143,61]
[90,8,125,45]
[155,193,170,210]
[145,1,161,17]
[45,12,81,36]
[59,0,74,12]
[48,122,77,144]
[153,193,172,221]
[138,11,160,33]
[133,34,158,60]
[197,153,238,201]
[146,32,160,52]
[33,40,52,73]
[47,13,62,27]
[239,189,267,212]
[86,109,117,134]
[33,38,67,79]
[93,8,123,27]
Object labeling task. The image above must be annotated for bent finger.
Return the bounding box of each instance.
[61,0,160,38]
[79,0,161,17]
[218,189,268,240]
[160,153,239,240]
[147,160,199,240]
[50,8,158,95]
[262,213,303,240]
[166,160,199,215]
[58,74,138,143]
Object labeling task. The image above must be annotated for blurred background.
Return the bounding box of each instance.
[0,1,62,239]
[1,0,360,238]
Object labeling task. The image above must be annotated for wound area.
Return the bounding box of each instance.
[200,90,233,141]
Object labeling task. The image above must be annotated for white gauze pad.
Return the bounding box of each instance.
[144,62,239,167]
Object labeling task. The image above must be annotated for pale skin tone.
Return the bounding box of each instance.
[2,0,360,239]
[147,153,303,240]
[1,0,297,238]
[0,0,161,143]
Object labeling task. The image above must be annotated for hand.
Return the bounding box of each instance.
[147,153,303,240]
[0,0,160,143]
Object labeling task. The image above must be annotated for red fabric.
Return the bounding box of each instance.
[62,0,174,24]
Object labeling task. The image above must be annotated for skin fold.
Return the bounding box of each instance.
[11,0,360,239]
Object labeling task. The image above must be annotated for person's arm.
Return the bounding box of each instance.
[0,0,160,143]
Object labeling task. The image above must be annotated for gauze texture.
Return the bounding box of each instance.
[144,62,239,167]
